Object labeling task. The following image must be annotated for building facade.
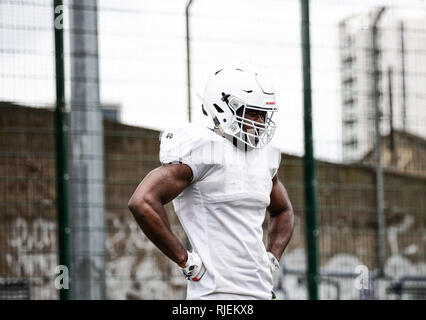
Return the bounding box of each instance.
[339,8,426,162]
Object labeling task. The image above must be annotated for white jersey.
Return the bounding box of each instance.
[159,123,281,300]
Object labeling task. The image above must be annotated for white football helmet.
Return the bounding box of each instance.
[201,66,278,149]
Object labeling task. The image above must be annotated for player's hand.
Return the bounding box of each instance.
[267,252,280,274]
[181,251,206,281]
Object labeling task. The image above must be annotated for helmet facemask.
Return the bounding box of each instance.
[224,94,277,149]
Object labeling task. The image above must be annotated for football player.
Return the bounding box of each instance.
[128,65,294,300]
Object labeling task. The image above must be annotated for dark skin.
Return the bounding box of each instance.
[128,110,294,268]
[237,108,266,132]
[128,164,193,267]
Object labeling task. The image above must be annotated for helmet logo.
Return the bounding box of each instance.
[230,122,239,134]
[230,100,240,109]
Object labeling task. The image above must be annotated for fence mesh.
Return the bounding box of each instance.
[0,0,425,300]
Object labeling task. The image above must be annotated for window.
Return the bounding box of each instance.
[344,138,358,148]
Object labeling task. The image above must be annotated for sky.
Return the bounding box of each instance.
[1,0,425,161]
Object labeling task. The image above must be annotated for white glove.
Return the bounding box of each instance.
[267,252,280,274]
[181,251,206,281]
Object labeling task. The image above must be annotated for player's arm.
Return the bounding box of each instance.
[128,164,192,268]
[266,173,295,262]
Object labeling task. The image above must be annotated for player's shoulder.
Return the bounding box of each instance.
[264,142,282,175]
[159,123,219,172]
[161,123,215,142]
[159,123,218,153]
[265,141,281,159]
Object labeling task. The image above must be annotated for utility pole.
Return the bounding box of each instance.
[372,7,386,277]
[388,67,395,157]
[69,0,106,299]
[186,0,194,123]
[400,22,407,130]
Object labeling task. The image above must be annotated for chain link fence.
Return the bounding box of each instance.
[0,0,425,300]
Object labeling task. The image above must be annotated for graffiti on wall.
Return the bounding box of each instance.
[4,217,58,299]
[105,215,186,299]
[2,212,425,300]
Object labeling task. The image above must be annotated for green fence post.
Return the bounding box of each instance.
[53,0,70,300]
[300,0,319,300]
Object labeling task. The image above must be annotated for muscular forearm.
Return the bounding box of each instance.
[267,209,294,261]
[129,196,188,268]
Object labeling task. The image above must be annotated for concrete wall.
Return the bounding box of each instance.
[1,104,425,299]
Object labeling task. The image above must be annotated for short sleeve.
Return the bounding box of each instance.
[268,146,282,179]
[159,125,212,182]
